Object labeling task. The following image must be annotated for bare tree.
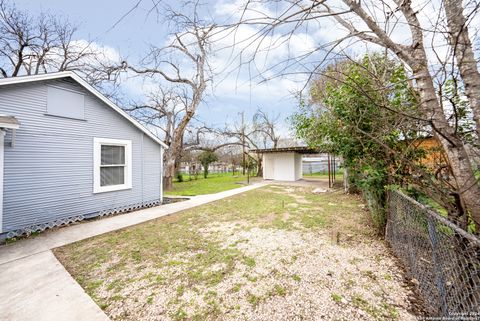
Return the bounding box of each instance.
[231,0,480,227]
[253,109,281,149]
[219,109,282,176]
[443,0,480,141]
[119,5,214,189]
[126,86,193,153]
[0,0,97,79]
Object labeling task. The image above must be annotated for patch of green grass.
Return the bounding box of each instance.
[292,274,301,282]
[231,283,243,293]
[382,302,399,320]
[130,250,142,262]
[106,279,127,292]
[343,278,356,289]
[272,284,287,296]
[247,293,261,306]
[303,170,344,181]
[243,256,256,267]
[176,285,185,297]
[172,307,188,321]
[111,294,124,301]
[331,293,343,303]
[245,274,258,283]
[351,294,383,318]
[300,213,326,228]
[362,270,377,280]
[85,279,104,292]
[146,296,154,304]
[154,274,167,285]
[166,172,258,196]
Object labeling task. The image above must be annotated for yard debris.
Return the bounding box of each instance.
[312,187,328,193]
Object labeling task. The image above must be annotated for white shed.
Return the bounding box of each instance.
[252,147,320,182]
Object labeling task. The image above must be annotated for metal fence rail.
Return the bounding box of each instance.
[386,190,480,317]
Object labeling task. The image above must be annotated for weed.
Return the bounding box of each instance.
[111,294,123,301]
[243,256,256,267]
[231,283,243,293]
[331,293,343,303]
[176,285,185,297]
[273,284,287,296]
[247,293,261,307]
[172,308,188,321]
[246,275,258,282]
[382,302,399,320]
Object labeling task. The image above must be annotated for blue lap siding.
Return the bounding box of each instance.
[0,77,163,234]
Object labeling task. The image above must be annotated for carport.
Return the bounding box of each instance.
[251,147,320,182]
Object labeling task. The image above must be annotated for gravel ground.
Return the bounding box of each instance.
[56,184,423,321]
[184,225,417,321]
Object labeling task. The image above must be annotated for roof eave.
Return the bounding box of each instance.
[0,71,168,149]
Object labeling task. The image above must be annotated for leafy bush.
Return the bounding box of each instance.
[292,54,420,233]
[176,172,184,182]
[198,151,218,178]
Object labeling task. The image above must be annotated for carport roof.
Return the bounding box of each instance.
[250,146,321,154]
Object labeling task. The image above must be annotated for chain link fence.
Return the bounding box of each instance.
[386,190,480,318]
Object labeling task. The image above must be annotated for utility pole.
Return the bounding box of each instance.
[240,111,246,175]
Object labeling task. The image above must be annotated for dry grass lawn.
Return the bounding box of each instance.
[54,185,421,321]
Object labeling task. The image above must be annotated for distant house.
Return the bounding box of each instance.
[0,72,168,238]
[302,154,341,174]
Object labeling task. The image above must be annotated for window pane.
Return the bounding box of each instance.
[100,166,125,186]
[101,145,125,165]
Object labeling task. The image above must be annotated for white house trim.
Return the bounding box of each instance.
[93,137,132,194]
[0,122,19,130]
[160,146,163,204]
[0,72,168,149]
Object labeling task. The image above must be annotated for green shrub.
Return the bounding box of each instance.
[176,172,184,182]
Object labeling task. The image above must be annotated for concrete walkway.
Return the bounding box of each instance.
[0,182,267,321]
[0,251,110,321]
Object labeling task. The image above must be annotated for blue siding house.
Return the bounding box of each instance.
[0,71,167,238]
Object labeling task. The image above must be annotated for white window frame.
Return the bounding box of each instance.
[93,137,132,193]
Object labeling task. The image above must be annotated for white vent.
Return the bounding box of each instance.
[47,86,85,120]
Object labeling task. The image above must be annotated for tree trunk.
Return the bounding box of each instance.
[256,154,263,177]
[347,0,480,227]
[444,0,480,141]
[203,165,208,178]
[163,148,176,190]
[412,61,480,227]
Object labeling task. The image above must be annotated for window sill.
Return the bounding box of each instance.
[93,184,132,194]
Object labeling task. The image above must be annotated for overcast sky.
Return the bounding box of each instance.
[13,0,477,137]
[12,0,323,135]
